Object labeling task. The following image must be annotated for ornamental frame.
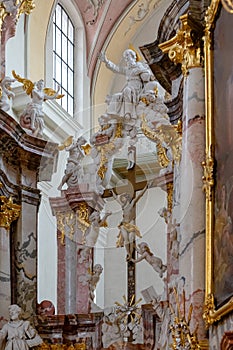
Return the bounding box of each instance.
[203,0,233,327]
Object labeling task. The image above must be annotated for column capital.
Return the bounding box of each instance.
[159,14,203,76]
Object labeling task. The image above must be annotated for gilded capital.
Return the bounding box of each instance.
[159,14,203,76]
[0,0,35,36]
[0,185,21,230]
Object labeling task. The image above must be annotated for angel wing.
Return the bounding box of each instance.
[12,70,34,96]
[58,135,73,151]
[43,87,64,100]
[81,143,92,155]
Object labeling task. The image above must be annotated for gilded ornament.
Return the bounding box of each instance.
[170,288,201,349]
[203,293,215,327]
[202,155,214,201]
[0,0,35,36]
[65,211,75,241]
[159,14,203,76]
[0,184,21,230]
[203,0,233,326]
[57,212,66,245]
[141,115,182,166]
[18,0,35,17]
[166,182,173,213]
[38,343,86,350]
[77,202,90,243]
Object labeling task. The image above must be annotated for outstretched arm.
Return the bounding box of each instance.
[99,211,112,226]
[131,254,146,264]
[132,180,153,206]
[98,51,124,75]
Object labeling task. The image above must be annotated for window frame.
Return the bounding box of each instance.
[53,3,75,115]
[45,0,87,122]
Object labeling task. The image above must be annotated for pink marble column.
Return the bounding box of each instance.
[179,67,206,340]
[1,14,17,77]
[50,186,105,314]
[0,227,11,318]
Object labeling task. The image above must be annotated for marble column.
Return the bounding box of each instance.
[179,67,206,341]
[0,111,58,320]
[0,227,11,317]
[50,185,105,314]
[13,185,41,318]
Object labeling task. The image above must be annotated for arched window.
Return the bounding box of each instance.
[53,4,74,115]
[45,1,88,124]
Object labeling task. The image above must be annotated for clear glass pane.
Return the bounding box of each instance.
[62,63,68,91]
[55,4,61,28]
[53,4,75,115]
[62,9,68,35]
[56,29,62,57]
[68,21,74,42]
[68,69,74,96]
[55,55,62,83]
[61,33,67,63]
[68,42,73,68]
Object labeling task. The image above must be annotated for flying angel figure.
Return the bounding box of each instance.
[12,70,63,138]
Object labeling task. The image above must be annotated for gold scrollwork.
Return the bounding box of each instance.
[65,211,75,241]
[203,293,233,327]
[0,184,21,230]
[166,182,173,213]
[0,0,35,35]
[141,115,182,166]
[202,154,214,202]
[57,212,66,245]
[159,14,203,76]
[170,288,202,349]
[39,343,86,350]
[17,0,35,18]
[0,4,8,32]
[77,202,90,243]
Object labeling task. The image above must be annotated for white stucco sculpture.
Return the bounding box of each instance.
[57,135,87,190]
[102,307,122,348]
[85,210,112,247]
[99,48,153,144]
[90,114,124,194]
[79,263,103,312]
[110,181,151,261]
[12,70,62,138]
[0,304,43,350]
[0,76,15,112]
[132,241,167,278]
[2,0,20,15]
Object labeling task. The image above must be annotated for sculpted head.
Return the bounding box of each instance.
[9,304,22,319]
[123,49,137,64]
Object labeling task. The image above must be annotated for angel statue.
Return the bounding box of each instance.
[12,70,63,138]
[79,264,103,312]
[132,241,167,278]
[0,76,15,112]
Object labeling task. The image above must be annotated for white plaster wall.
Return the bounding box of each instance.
[5,16,25,78]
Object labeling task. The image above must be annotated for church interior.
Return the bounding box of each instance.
[0,0,233,349]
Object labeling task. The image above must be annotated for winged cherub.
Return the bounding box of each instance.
[12,70,63,138]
